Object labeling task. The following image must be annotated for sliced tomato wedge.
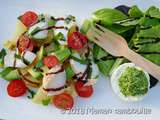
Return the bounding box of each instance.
[53,92,74,110]
[20,11,38,27]
[43,55,59,68]
[17,35,34,53]
[7,80,27,97]
[75,81,93,98]
[67,32,88,50]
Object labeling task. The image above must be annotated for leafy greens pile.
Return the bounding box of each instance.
[80,5,160,86]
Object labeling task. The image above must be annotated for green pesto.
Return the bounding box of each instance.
[119,67,148,97]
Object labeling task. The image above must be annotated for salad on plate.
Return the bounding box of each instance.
[0,5,160,110]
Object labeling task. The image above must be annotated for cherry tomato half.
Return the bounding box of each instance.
[67,32,88,50]
[7,80,27,97]
[17,35,34,53]
[43,55,59,68]
[75,81,93,98]
[20,11,38,27]
[53,92,74,110]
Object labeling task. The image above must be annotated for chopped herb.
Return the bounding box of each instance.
[51,16,55,20]
[64,15,76,24]
[119,67,148,96]
[27,89,36,99]
[38,14,45,22]
[48,19,56,27]
[42,98,51,106]
[0,48,7,67]
[55,32,65,41]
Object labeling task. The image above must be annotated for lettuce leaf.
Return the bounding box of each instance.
[139,17,160,28]
[138,25,160,38]
[146,6,160,19]
[93,44,108,59]
[142,54,160,66]
[129,5,143,18]
[92,8,128,26]
[97,60,115,77]
[136,42,160,52]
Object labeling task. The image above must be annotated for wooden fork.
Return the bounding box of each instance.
[87,24,160,81]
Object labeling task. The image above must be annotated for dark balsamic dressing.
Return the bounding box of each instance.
[43,85,68,92]
[46,66,64,76]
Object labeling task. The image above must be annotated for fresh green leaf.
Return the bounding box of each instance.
[142,54,160,66]
[93,44,108,59]
[119,19,139,26]
[92,8,128,26]
[80,19,92,34]
[97,60,115,77]
[129,5,143,18]
[136,42,160,52]
[138,25,160,38]
[42,98,51,106]
[133,37,158,45]
[139,17,160,28]
[146,6,160,18]
[104,24,134,34]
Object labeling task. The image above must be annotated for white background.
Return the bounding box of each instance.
[0,0,160,120]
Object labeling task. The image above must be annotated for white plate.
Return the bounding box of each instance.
[0,0,160,120]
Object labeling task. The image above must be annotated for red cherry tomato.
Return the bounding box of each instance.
[7,80,27,97]
[20,11,38,27]
[67,32,88,50]
[17,35,34,53]
[53,92,74,110]
[75,81,93,98]
[43,55,59,68]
